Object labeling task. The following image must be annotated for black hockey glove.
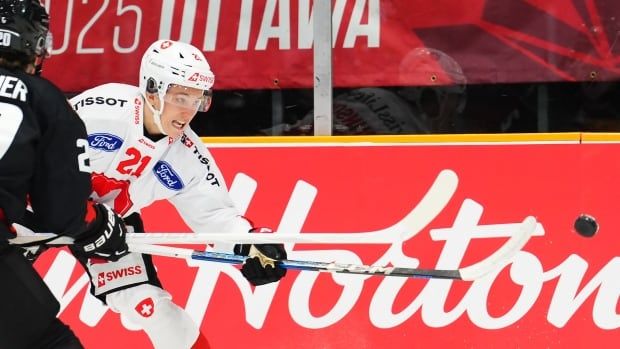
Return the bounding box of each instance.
[73,202,129,261]
[234,228,287,286]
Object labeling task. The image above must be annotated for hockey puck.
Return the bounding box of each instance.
[574,214,598,237]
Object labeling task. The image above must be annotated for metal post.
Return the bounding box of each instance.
[313,0,333,136]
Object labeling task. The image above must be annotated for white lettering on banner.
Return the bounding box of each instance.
[76,0,106,54]
[46,0,142,55]
[242,0,380,50]
[112,0,143,53]
[159,0,222,47]
[236,0,254,50]
[42,172,620,330]
[255,0,291,50]
[298,0,381,49]
[297,1,313,49]
[46,0,380,54]
[344,0,380,48]
[203,0,222,51]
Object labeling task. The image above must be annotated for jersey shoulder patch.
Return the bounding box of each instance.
[176,129,221,187]
[178,129,214,165]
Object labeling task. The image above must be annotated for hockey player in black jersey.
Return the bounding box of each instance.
[0,1,129,348]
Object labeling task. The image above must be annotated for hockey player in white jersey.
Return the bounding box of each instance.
[66,40,287,348]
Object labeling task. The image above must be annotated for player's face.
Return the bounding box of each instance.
[160,85,209,138]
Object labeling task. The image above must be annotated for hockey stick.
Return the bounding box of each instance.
[10,169,459,246]
[127,216,536,281]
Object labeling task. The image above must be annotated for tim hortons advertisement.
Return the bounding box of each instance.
[42,0,620,92]
[33,139,620,348]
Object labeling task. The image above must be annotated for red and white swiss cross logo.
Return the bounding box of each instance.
[135,297,155,318]
[160,41,173,49]
[97,272,105,288]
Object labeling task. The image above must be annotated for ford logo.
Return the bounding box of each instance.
[88,133,123,152]
[153,161,184,191]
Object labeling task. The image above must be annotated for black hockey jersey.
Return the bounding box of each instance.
[0,67,92,239]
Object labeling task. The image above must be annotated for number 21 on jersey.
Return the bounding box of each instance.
[117,147,152,177]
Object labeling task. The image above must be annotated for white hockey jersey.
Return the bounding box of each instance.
[69,83,252,237]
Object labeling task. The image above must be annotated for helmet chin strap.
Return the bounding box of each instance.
[144,94,168,135]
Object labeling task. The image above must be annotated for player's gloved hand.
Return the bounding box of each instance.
[73,202,129,261]
[234,228,287,286]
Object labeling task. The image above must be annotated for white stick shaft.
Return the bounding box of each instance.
[10,169,458,246]
[9,232,401,245]
[127,215,536,281]
[128,243,194,258]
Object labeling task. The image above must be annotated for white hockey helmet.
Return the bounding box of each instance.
[140,39,215,93]
[139,40,215,134]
